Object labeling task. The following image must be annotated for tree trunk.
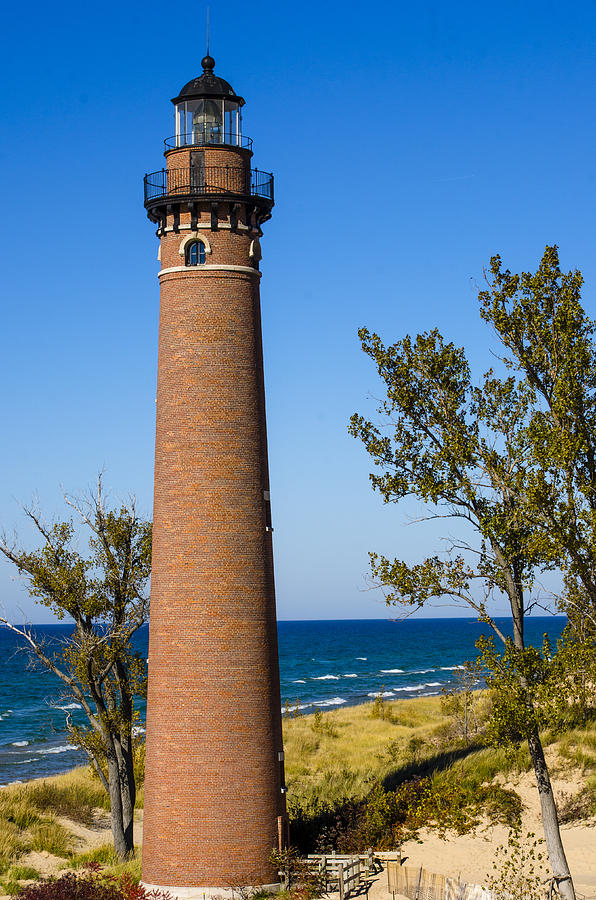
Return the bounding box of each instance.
[107,750,134,859]
[114,736,135,854]
[509,590,575,899]
[527,729,575,900]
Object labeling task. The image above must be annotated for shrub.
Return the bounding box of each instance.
[11,865,174,899]
[370,691,396,723]
[557,787,596,823]
[310,710,338,738]
[487,831,548,900]
[288,771,522,853]
[270,846,326,900]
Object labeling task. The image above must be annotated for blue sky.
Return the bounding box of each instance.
[0,0,594,622]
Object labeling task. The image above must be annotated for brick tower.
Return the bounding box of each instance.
[141,56,286,899]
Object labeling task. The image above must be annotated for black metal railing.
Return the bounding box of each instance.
[144,166,274,204]
[164,132,253,151]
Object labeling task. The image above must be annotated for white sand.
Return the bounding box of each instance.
[398,768,596,899]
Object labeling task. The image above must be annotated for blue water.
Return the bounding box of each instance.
[0,617,566,786]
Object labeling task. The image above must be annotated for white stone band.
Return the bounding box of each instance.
[158,265,261,278]
[140,882,282,900]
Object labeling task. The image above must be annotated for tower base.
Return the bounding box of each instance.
[141,882,283,900]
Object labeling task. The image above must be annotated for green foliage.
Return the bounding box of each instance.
[7,866,40,881]
[311,709,338,738]
[270,846,327,900]
[370,691,397,722]
[478,247,596,623]
[487,831,549,900]
[349,323,541,627]
[478,631,596,754]
[349,246,596,890]
[0,478,152,859]
[288,771,521,853]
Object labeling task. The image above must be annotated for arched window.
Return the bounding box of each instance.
[185,240,206,266]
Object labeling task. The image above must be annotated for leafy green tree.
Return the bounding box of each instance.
[478,246,596,638]
[0,477,151,859]
[349,253,579,899]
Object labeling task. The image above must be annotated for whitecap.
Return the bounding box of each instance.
[283,701,312,713]
[17,758,40,764]
[132,726,146,737]
[381,669,404,674]
[440,665,464,671]
[53,703,82,711]
[425,682,442,687]
[293,679,306,684]
[356,657,367,661]
[12,741,29,747]
[317,697,347,707]
[411,669,434,675]
[368,691,394,698]
[343,674,358,678]
[38,744,77,755]
[313,675,340,680]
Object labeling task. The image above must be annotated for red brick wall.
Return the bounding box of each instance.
[142,212,284,888]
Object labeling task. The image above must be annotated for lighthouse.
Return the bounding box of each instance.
[142,56,286,898]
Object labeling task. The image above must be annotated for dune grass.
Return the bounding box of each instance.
[2,694,596,890]
[282,693,526,807]
[0,767,112,894]
[283,695,451,803]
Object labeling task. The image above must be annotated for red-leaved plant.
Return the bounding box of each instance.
[11,864,174,900]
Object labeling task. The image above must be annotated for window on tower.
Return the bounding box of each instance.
[186,241,206,266]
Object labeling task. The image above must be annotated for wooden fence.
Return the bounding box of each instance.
[387,862,496,900]
[307,851,381,897]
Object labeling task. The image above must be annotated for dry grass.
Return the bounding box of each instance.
[0,766,109,893]
[2,695,596,892]
[283,695,456,804]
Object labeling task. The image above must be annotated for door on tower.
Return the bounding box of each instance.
[190,151,205,193]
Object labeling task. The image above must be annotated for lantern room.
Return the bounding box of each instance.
[170,54,246,149]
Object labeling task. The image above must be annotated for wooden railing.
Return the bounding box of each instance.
[306,850,385,897]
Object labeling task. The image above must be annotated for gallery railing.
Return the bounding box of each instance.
[164,132,253,151]
[144,166,274,204]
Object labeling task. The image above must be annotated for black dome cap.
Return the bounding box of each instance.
[171,55,245,106]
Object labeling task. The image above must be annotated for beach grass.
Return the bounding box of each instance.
[2,694,596,891]
[29,820,73,857]
[283,694,503,805]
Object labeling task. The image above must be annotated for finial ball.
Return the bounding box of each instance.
[201,54,215,73]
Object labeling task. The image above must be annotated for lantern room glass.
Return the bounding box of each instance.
[175,99,242,147]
